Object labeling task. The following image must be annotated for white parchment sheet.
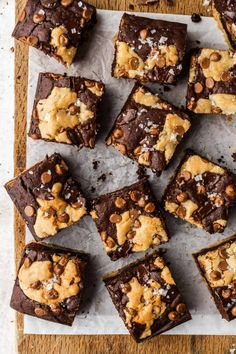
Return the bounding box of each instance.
[25,10,236,335]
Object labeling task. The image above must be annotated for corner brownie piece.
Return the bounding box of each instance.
[10,242,88,326]
[106,83,191,175]
[193,235,236,321]
[163,150,236,234]
[213,1,236,50]
[91,178,168,261]
[112,13,187,84]
[12,0,96,66]
[4,153,87,241]
[187,48,236,115]
[104,251,191,342]
[29,73,105,148]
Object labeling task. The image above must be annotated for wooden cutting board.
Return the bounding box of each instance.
[14,0,235,353]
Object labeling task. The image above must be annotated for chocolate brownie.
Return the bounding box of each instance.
[91,177,168,261]
[10,242,88,326]
[187,48,236,115]
[4,153,87,241]
[104,251,191,342]
[29,73,105,148]
[12,0,96,66]
[112,13,187,84]
[163,150,236,234]
[213,1,236,50]
[194,234,236,321]
[106,83,191,175]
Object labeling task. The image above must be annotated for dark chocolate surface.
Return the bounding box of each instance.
[104,251,191,342]
[163,150,236,234]
[12,0,96,65]
[10,242,88,326]
[4,153,87,241]
[106,83,191,175]
[29,73,104,148]
[91,177,168,261]
[214,0,236,49]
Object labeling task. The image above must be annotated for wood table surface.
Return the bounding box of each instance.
[14,0,236,353]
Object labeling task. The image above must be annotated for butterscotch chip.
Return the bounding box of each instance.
[54,264,64,275]
[71,201,83,209]
[156,56,166,68]
[113,128,123,139]
[129,57,139,70]
[194,82,203,94]
[127,231,136,239]
[27,35,38,46]
[57,213,70,223]
[115,197,126,208]
[134,146,142,156]
[225,185,236,197]
[101,232,107,242]
[214,196,225,206]
[221,71,231,81]
[54,164,65,175]
[213,223,222,233]
[218,247,228,259]
[109,213,122,223]
[210,52,221,62]
[140,28,149,39]
[205,77,215,89]
[41,171,52,184]
[50,303,61,314]
[24,257,32,268]
[33,12,45,24]
[144,202,155,213]
[179,171,192,181]
[82,8,92,19]
[58,256,68,267]
[168,311,179,321]
[30,280,41,289]
[149,127,159,135]
[138,197,146,208]
[130,209,139,219]
[134,219,141,228]
[19,10,26,22]
[24,205,35,217]
[106,238,115,248]
[176,206,186,218]
[129,190,141,202]
[61,0,74,6]
[176,303,186,314]
[218,260,228,271]
[122,283,131,293]
[232,306,236,316]
[222,289,231,299]
[34,307,47,317]
[210,270,221,280]
[116,143,126,155]
[68,104,79,115]
[176,192,188,203]
[197,185,206,194]
[175,125,185,136]
[201,57,210,69]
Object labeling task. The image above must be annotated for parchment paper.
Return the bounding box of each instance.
[25,10,236,335]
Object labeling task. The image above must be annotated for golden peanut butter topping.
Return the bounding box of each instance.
[50,26,77,66]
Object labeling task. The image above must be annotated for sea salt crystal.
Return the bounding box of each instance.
[28,170,33,175]
[169,68,175,76]
[75,98,81,107]
[38,9,45,15]
[194,174,203,182]
[159,36,168,45]
[170,133,178,142]
[150,29,156,34]
[71,28,76,34]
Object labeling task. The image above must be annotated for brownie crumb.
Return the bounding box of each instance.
[129,3,134,9]
[136,166,146,179]
[191,13,202,23]
[232,153,236,162]
[164,86,171,92]
[97,174,106,182]
[92,160,100,170]
[91,186,96,193]
[196,40,201,45]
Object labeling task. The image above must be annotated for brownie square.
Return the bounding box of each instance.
[12,0,96,66]
[29,73,105,148]
[106,83,191,175]
[193,234,236,321]
[104,251,191,342]
[213,1,236,50]
[187,48,236,115]
[163,150,236,234]
[112,13,187,84]
[4,153,87,241]
[10,242,88,326]
[91,177,168,261]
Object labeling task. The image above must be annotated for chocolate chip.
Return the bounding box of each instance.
[24,257,32,268]
[109,213,122,223]
[225,185,236,197]
[68,104,79,115]
[129,57,139,70]
[194,82,203,94]
[139,28,149,39]
[210,52,221,62]
[218,247,228,259]
[66,296,80,311]
[129,190,141,202]
[231,306,236,316]
[168,311,179,321]
[156,56,166,68]
[127,231,136,239]
[41,171,52,184]
[58,213,69,223]
[46,288,59,299]
[176,192,188,203]
[34,307,47,317]
[33,12,45,24]
[218,260,228,271]
[144,202,155,213]
[115,197,126,208]
[113,128,123,139]
[176,206,186,218]
[61,0,73,6]
[201,57,210,69]
[191,13,201,23]
[149,127,159,135]
[30,280,41,289]
[205,77,215,89]
[210,270,221,280]
[222,289,231,299]
[26,35,39,47]
[24,205,35,217]
[176,303,186,314]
